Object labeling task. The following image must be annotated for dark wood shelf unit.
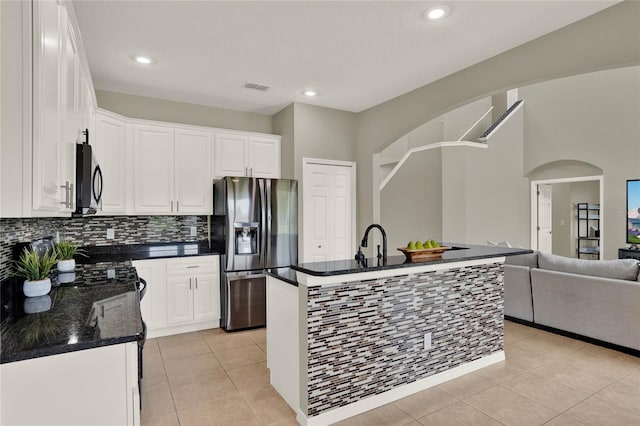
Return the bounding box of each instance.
[577,203,600,259]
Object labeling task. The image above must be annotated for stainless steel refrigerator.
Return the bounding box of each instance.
[212,177,298,331]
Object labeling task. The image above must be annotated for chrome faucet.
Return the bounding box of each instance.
[358,223,387,262]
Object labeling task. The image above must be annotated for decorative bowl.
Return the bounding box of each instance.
[397,246,452,262]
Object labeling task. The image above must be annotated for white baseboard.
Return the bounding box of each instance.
[296,351,505,426]
[146,319,220,339]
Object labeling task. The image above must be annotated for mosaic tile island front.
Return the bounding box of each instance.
[267,246,531,426]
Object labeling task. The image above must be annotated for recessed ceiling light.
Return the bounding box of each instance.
[134,55,153,65]
[302,89,318,97]
[426,6,450,20]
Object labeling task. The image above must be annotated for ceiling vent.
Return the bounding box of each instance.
[244,82,270,91]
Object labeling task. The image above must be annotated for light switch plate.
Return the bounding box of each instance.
[424,332,432,350]
[107,268,115,279]
[106,229,115,240]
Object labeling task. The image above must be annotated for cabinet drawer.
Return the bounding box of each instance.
[166,256,218,275]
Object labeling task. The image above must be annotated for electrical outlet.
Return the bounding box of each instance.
[107,268,115,279]
[106,229,115,240]
[424,333,432,350]
[190,226,197,237]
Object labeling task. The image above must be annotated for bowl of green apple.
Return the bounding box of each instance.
[397,240,451,262]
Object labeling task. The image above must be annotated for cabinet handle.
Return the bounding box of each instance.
[189,278,192,290]
[177,201,179,212]
[171,200,174,212]
[68,183,73,209]
[186,265,199,269]
[60,181,70,207]
[195,277,198,289]
[245,167,248,176]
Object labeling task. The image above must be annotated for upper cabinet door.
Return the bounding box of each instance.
[32,0,64,213]
[134,124,175,213]
[214,133,248,177]
[248,137,280,178]
[175,128,212,214]
[94,111,128,214]
[59,10,79,212]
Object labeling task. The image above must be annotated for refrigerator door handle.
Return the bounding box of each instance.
[265,179,272,265]
[258,179,267,267]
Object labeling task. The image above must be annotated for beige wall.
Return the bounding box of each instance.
[551,183,573,257]
[355,1,640,244]
[520,66,640,259]
[273,104,294,180]
[95,89,273,134]
[292,103,357,182]
[463,108,529,248]
[380,149,442,251]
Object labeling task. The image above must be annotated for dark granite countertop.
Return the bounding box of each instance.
[266,267,299,287]
[78,241,222,263]
[1,262,143,364]
[292,243,533,277]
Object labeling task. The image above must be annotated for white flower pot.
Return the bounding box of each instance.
[23,295,52,313]
[23,278,52,298]
[57,259,75,272]
[58,272,76,284]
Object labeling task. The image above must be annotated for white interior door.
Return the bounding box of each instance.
[537,184,553,253]
[303,160,355,263]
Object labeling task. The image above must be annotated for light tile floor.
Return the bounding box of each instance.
[141,321,640,426]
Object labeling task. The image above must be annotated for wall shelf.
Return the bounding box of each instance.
[577,202,600,259]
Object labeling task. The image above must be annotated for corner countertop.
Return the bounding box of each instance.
[0,262,143,364]
[292,243,532,277]
[78,241,222,263]
[266,267,299,287]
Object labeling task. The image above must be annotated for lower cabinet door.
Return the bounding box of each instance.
[132,259,167,331]
[193,273,219,321]
[166,276,194,324]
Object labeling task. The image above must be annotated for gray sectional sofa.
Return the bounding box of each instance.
[504,252,640,352]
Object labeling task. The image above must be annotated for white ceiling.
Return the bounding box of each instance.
[73,1,618,116]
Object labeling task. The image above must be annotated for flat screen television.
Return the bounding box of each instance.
[627,179,640,245]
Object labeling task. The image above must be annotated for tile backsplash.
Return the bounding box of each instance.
[0,215,208,281]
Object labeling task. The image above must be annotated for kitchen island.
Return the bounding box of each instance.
[266,244,531,426]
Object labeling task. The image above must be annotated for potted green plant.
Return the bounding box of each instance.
[54,240,84,272]
[13,248,57,297]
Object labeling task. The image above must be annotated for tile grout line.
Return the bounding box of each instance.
[157,338,184,426]
[205,333,269,426]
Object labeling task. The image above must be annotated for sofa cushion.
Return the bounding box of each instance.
[538,252,639,281]
[505,252,538,268]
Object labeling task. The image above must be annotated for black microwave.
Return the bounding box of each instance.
[74,129,102,216]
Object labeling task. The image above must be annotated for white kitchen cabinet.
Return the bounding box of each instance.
[133,124,212,215]
[0,343,139,426]
[31,0,66,214]
[30,0,95,216]
[133,256,220,338]
[132,258,167,332]
[193,274,219,321]
[214,133,280,178]
[215,133,249,177]
[166,256,220,325]
[167,276,195,324]
[175,128,213,213]
[133,123,175,213]
[94,109,129,214]
[248,136,281,178]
